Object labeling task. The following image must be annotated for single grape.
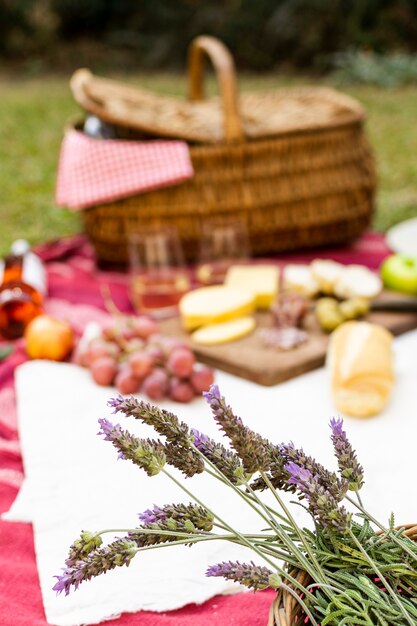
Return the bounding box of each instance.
[142,368,169,400]
[130,316,159,340]
[115,367,141,395]
[91,356,118,386]
[162,337,188,356]
[128,351,154,378]
[144,345,164,365]
[169,378,195,403]
[190,365,215,394]
[85,338,119,366]
[167,347,196,378]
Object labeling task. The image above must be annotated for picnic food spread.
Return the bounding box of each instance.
[2,31,417,626]
[1,232,417,626]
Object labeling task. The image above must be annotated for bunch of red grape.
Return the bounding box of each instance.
[76,315,214,403]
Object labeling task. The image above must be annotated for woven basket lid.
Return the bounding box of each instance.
[70,36,365,145]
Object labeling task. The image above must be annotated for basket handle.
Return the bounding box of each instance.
[187,36,244,143]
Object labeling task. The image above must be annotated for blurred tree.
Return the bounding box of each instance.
[0,0,35,55]
[2,0,417,70]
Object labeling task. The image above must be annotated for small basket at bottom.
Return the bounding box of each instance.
[267,524,417,626]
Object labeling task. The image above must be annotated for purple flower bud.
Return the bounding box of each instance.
[65,530,103,567]
[206,560,272,590]
[107,396,204,477]
[139,505,166,525]
[191,429,252,485]
[285,462,351,533]
[203,384,221,401]
[53,538,138,595]
[203,386,272,474]
[330,418,364,491]
[97,418,166,477]
[138,503,214,532]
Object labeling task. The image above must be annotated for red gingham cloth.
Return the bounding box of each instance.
[55,130,194,210]
[0,232,392,626]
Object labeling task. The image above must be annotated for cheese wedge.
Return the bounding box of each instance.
[192,316,256,345]
[224,265,279,309]
[179,286,256,331]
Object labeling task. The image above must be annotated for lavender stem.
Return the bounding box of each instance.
[349,529,415,626]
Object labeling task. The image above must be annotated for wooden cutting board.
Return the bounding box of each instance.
[160,291,417,386]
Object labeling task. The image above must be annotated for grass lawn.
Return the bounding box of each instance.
[1,73,417,257]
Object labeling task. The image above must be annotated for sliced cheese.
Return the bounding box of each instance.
[224,264,279,309]
[283,264,319,298]
[192,316,256,345]
[179,286,256,331]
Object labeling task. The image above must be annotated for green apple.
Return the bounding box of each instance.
[380,254,417,294]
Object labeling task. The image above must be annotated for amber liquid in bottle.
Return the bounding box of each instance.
[0,253,44,339]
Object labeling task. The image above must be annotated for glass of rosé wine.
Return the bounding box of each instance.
[196,215,251,285]
[128,227,191,318]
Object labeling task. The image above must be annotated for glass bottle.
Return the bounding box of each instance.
[0,241,46,339]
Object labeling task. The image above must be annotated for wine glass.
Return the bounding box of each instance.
[196,215,251,285]
[128,226,190,318]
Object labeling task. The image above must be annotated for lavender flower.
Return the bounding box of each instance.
[98,418,165,476]
[203,385,272,473]
[138,503,214,532]
[53,537,138,595]
[330,417,364,491]
[65,530,103,567]
[108,397,204,477]
[191,429,252,485]
[206,560,272,590]
[128,514,207,549]
[54,512,211,595]
[108,396,190,444]
[250,442,348,503]
[281,442,349,501]
[285,462,351,533]
[164,441,204,478]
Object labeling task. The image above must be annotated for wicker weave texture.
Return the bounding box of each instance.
[268,524,417,626]
[72,35,376,266]
[82,123,375,265]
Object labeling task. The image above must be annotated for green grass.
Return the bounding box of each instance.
[0,73,416,257]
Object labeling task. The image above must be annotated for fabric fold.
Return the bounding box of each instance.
[55,130,193,210]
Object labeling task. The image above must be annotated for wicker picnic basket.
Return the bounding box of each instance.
[70,35,376,266]
[267,523,417,625]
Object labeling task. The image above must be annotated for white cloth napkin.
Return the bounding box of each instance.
[4,328,417,626]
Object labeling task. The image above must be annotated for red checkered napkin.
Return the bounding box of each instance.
[55,130,194,210]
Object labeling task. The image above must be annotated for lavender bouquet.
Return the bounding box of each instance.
[54,386,417,625]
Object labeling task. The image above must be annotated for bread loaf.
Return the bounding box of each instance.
[327,321,394,417]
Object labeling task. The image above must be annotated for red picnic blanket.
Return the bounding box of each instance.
[0,232,391,626]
